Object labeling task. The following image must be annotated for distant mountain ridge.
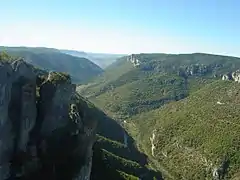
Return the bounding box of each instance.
[78,53,240,118]
[0,46,103,83]
[0,46,125,70]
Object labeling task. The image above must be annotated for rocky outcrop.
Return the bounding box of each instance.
[127,54,141,67]
[178,64,212,78]
[231,70,240,82]
[150,129,156,157]
[185,64,208,76]
[222,70,240,82]
[0,59,98,180]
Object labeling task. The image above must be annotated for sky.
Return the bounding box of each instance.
[1,0,240,56]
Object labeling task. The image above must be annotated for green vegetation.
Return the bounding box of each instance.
[117,171,139,180]
[0,51,17,62]
[96,134,125,149]
[101,148,142,173]
[92,74,187,118]
[125,80,240,179]
[78,53,240,179]
[48,72,71,84]
[92,139,162,180]
[91,145,140,180]
[0,46,103,83]
[78,53,240,119]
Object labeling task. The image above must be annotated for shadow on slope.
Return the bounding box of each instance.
[75,94,163,179]
[94,112,163,179]
[96,112,148,166]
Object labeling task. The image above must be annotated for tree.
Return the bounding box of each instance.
[0,51,14,62]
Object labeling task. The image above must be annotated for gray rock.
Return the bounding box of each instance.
[11,60,37,152]
[128,54,141,67]
[232,70,240,82]
[11,59,36,81]
[0,62,14,180]
[0,60,38,179]
[222,70,240,82]
[40,74,76,136]
[0,60,97,180]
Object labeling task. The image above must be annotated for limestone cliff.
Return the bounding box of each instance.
[127,54,141,67]
[0,59,97,180]
[222,70,240,82]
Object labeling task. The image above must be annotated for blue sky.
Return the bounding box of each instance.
[1,0,240,56]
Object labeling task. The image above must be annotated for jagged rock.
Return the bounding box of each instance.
[179,64,210,78]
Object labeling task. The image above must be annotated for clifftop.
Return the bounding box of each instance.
[0,57,97,180]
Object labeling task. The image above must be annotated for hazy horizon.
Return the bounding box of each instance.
[2,45,240,59]
[1,0,239,57]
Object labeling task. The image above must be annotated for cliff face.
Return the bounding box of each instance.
[0,59,97,180]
